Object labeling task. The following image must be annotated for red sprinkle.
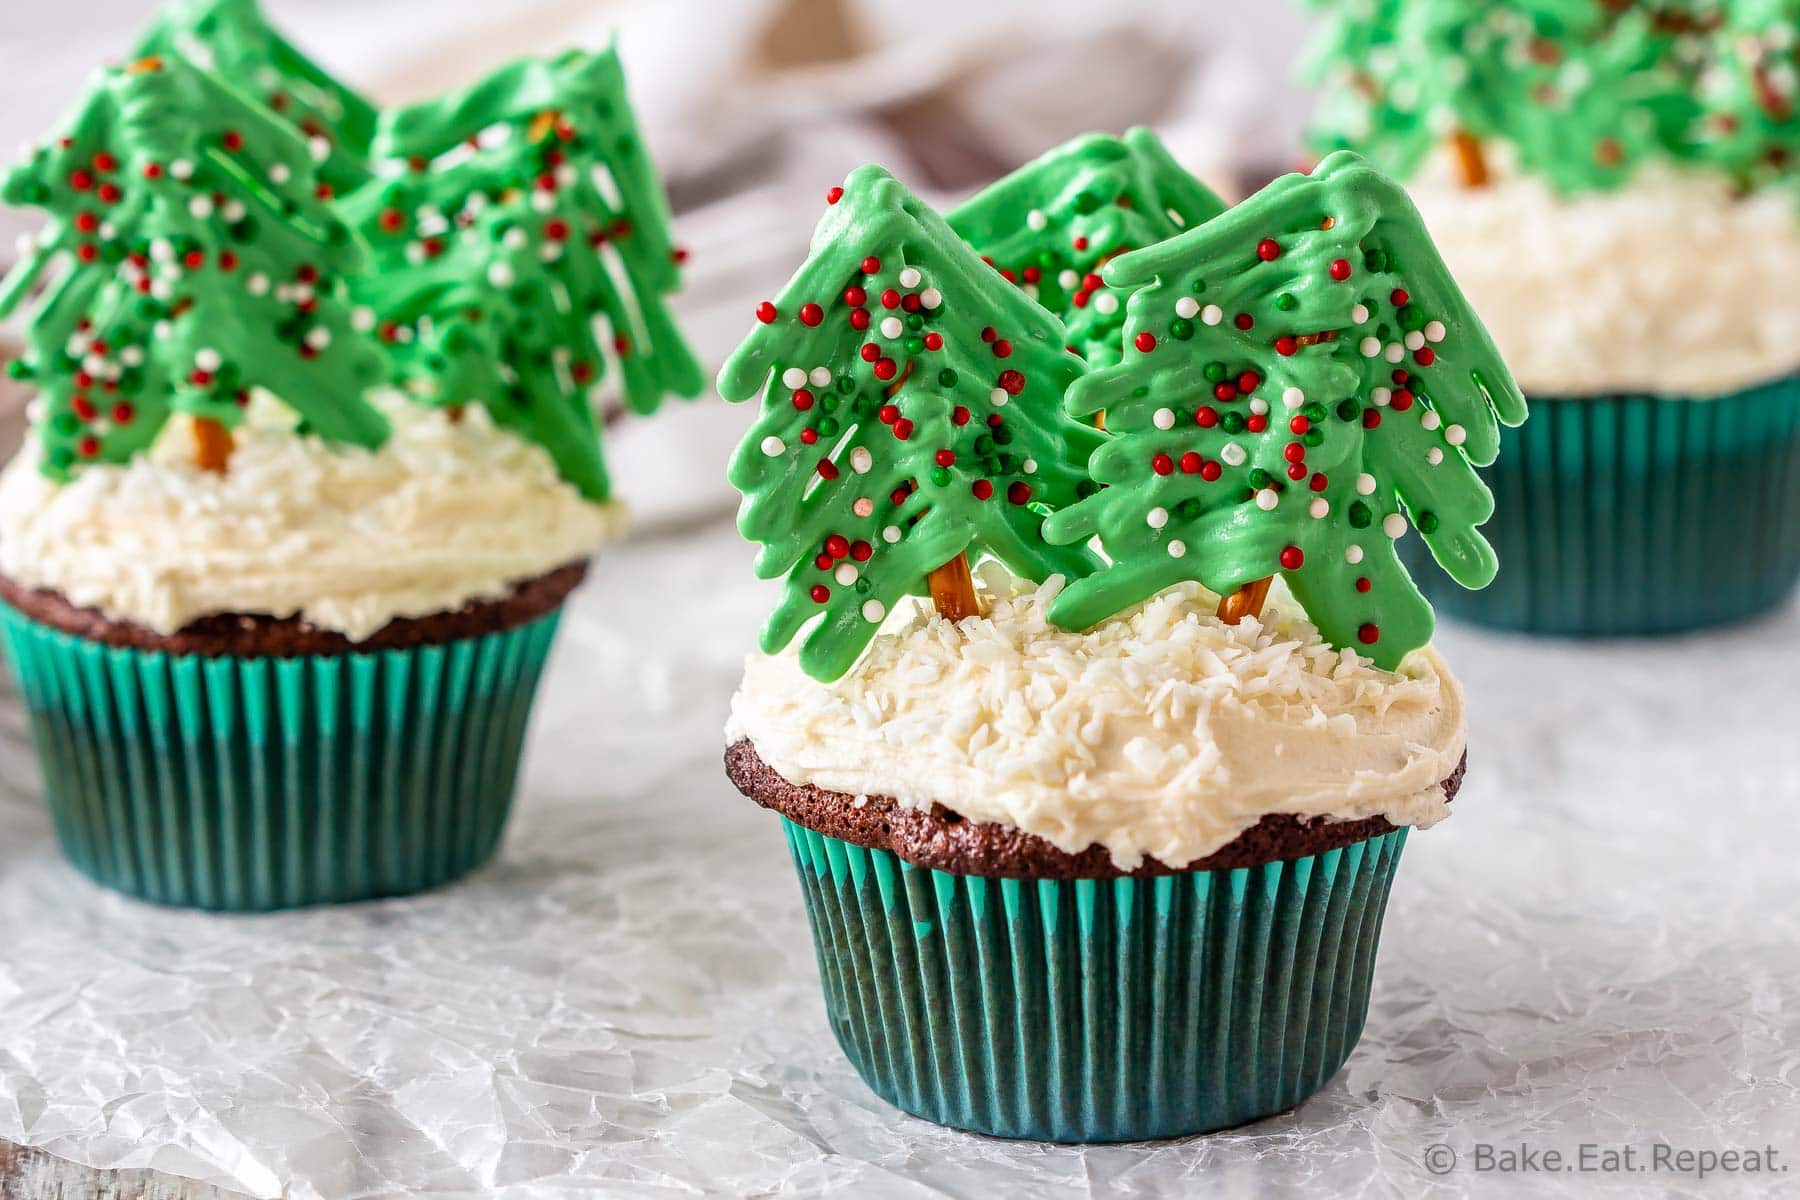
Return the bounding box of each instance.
[756,302,778,324]
[1280,546,1305,570]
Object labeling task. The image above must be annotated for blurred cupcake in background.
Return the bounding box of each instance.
[0,2,698,909]
[1305,1,1800,635]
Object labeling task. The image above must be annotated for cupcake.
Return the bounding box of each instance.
[719,153,1519,1139]
[1305,1,1800,634]
[0,13,696,908]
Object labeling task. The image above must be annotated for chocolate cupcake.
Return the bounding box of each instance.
[718,155,1518,1140]
[726,579,1468,1141]
[0,11,697,908]
[1306,3,1800,633]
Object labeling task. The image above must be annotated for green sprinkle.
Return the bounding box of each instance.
[1348,500,1372,529]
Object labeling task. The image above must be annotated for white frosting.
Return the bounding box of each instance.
[1406,156,1800,397]
[0,395,623,639]
[727,577,1465,870]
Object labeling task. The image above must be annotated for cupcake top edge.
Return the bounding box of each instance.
[727,575,1465,873]
[0,391,623,640]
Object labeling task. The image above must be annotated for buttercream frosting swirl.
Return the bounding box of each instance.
[0,393,622,639]
[728,575,1465,870]
[1405,153,1800,397]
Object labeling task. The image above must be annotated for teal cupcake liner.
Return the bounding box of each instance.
[1406,374,1800,636]
[782,818,1409,1142]
[0,603,563,910]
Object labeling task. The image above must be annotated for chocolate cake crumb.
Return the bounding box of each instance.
[726,738,1466,880]
[0,561,588,658]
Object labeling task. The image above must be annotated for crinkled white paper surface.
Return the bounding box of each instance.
[1,521,1797,1199]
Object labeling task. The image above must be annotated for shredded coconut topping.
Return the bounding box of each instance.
[728,577,1465,869]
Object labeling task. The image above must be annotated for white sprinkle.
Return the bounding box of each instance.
[760,435,785,456]
[1356,472,1377,495]
[502,227,528,250]
[1094,292,1119,315]
[1146,506,1169,529]
[1175,296,1199,319]
[880,316,903,339]
[1383,513,1408,538]
[920,287,943,309]
[554,164,577,188]
[1405,330,1425,350]
[1445,423,1468,446]
[309,136,331,163]
[404,243,426,266]
[853,497,874,517]
[1384,342,1405,363]
[350,307,376,333]
[1346,544,1364,564]
[1421,410,1442,431]
[1282,387,1305,409]
[1249,396,1269,416]
[1023,459,1038,474]
[810,366,832,387]
[1022,284,1039,301]
[1360,336,1381,357]
[782,367,807,389]
[246,272,270,296]
[1351,303,1370,324]
[1167,539,1187,558]
[531,190,555,213]
[304,327,330,350]
[1425,320,1446,342]
[1026,209,1048,231]
[188,195,214,219]
[194,347,222,372]
[1255,488,1279,511]
[268,162,290,185]
[120,346,145,367]
[898,267,922,288]
[1220,443,1246,467]
[153,320,172,339]
[862,600,886,622]
[488,262,515,288]
[1201,304,1223,326]
[1310,497,1330,519]
[1153,407,1175,430]
[990,388,1008,407]
[1372,386,1392,407]
[834,563,859,585]
[150,238,174,262]
[850,447,873,474]
[222,201,245,223]
[170,159,194,181]
[882,525,902,543]
[1058,270,1080,290]
[292,283,315,305]
[1427,447,1445,465]
[150,279,174,301]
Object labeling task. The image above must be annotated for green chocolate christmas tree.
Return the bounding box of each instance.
[1305,0,1701,192]
[341,47,703,502]
[134,0,377,196]
[947,128,1225,366]
[1043,151,1527,670]
[1692,0,1800,189]
[0,56,389,479]
[720,165,1104,681]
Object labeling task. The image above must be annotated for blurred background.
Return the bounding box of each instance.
[0,0,1316,511]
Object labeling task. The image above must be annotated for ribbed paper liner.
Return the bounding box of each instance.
[0,605,562,911]
[1410,377,1800,635]
[782,819,1408,1142]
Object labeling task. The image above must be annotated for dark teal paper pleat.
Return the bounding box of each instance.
[0,604,563,910]
[782,820,1409,1142]
[1407,376,1800,635]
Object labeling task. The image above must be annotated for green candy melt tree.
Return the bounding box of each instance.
[948,128,1225,366]
[134,0,378,196]
[1305,0,1700,192]
[342,47,703,503]
[1043,151,1527,670]
[0,55,389,478]
[720,165,1104,681]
